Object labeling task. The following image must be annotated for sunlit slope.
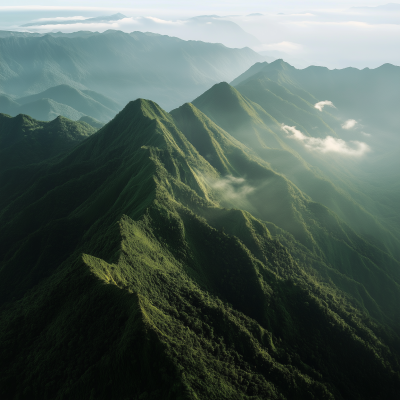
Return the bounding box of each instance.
[1,100,400,399]
[190,83,400,259]
[0,113,95,171]
[232,60,400,135]
[231,60,400,237]
[171,101,400,317]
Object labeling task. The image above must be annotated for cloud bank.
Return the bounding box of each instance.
[281,124,370,156]
[314,100,335,111]
[341,119,357,129]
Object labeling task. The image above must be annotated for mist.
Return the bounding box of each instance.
[2,1,400,68]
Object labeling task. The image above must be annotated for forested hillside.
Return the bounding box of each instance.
[1,88,399,399]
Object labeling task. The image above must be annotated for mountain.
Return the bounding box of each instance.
[21,13,128,27]
[0,93,19,114]
[0,113,96,170]
[190,82,400,258]
[132,15,261,49]
[0,85,120,122]
[229,60,400,238]
[232,60,400,137]
[18,84,121,122]
[16,13,260,49]
[78,115,105,129]
[0,30,264,110]
[18,98,85,121]
[1,96,400,399]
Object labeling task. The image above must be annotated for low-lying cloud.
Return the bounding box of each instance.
[255,41,303,53]
[281,124,370,156]
[341,119,358,129]
[314,100,335,111]
[211,175,254,202]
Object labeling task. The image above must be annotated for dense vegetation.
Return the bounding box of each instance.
[0,113,96,170]
[0,84,399,399]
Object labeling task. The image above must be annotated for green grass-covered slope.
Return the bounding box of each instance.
[190,83,400,261]
[229,61,400,245]
[1,99,400,399]
[232,60,400,135]
[0,113,96,170]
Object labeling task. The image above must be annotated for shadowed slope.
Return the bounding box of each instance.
[0,113,95,170]
[78,115,105,129]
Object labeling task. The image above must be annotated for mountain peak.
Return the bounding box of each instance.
[193,82,241,105]
[268,58,294,71]
[191,82,267,140]
[119,98,172,123]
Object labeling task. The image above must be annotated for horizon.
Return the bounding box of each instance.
[1,1,400,68]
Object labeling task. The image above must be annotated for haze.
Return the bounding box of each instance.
[1,1,399,68]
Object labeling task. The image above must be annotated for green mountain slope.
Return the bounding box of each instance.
[0,30,263,110]
[1,100,399,399]
[231,60,400,130]
[171,101,400,316]
[234,61,400,135]
[230,61,400,241]
[190,83,400,258]
[0,113,96,170]
[78,115,105,129]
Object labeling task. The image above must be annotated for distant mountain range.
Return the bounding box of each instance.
[21,13,128,27]
[16,13,261,49]
[232,60,400,135]
[0,56,399,398]
[0,30,264,110]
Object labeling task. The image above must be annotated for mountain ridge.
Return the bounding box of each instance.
[0,79,399,399]
[0,30,264,110]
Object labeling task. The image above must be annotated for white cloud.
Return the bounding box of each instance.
[294,20,373,28]
[361,131,372,137]
[341,119,357,129]
[280,13,316,17]
[314,100,336,111]
[211,175,254,201]
[34,16,89,22]
[20,17,140,33]
[281,124,370,156]
[144,16,186,25]
[255,41,303,53]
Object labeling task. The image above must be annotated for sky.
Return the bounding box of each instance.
[1,1,400,68]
